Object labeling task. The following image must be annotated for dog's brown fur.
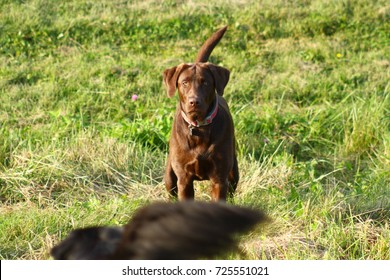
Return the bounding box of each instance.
[51,201,268,260]
[163,26,238,201]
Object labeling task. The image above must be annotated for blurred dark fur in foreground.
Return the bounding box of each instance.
[51,201,268,260]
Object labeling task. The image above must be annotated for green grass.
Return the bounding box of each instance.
[0,0,389,260]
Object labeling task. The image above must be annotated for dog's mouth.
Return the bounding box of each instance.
[185,98,217,124]
[186,110,206,123]
[188,113,200,123]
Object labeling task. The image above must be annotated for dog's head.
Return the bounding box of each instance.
[163,62,229,124]
[50,226,123,260]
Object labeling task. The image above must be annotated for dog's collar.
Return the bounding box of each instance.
[181,94,219,134]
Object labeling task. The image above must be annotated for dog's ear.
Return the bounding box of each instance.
[207,64,230,96]
[163,63,191,97]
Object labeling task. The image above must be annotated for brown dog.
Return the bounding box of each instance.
[163,26,238,201]
[51,201,268,260]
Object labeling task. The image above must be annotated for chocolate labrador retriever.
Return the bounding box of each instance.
[163,26,238,201]
[51,201,268,260]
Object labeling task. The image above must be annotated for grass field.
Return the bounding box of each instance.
[0,0,389,260]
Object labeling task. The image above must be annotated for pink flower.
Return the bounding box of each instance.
[131,94,138,101]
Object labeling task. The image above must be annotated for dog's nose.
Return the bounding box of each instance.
[189,97,200,107]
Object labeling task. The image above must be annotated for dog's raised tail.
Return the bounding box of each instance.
[195,26,228,63]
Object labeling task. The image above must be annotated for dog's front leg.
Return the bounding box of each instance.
[177,177,195,200]
[210,178,229,201]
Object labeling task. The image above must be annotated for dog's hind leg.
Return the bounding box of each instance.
[228,155,239,196]
[164,159,178,198]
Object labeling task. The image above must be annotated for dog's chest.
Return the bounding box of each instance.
[184,154,213,180]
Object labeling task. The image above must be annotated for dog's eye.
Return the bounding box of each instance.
[181,81,189,87]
